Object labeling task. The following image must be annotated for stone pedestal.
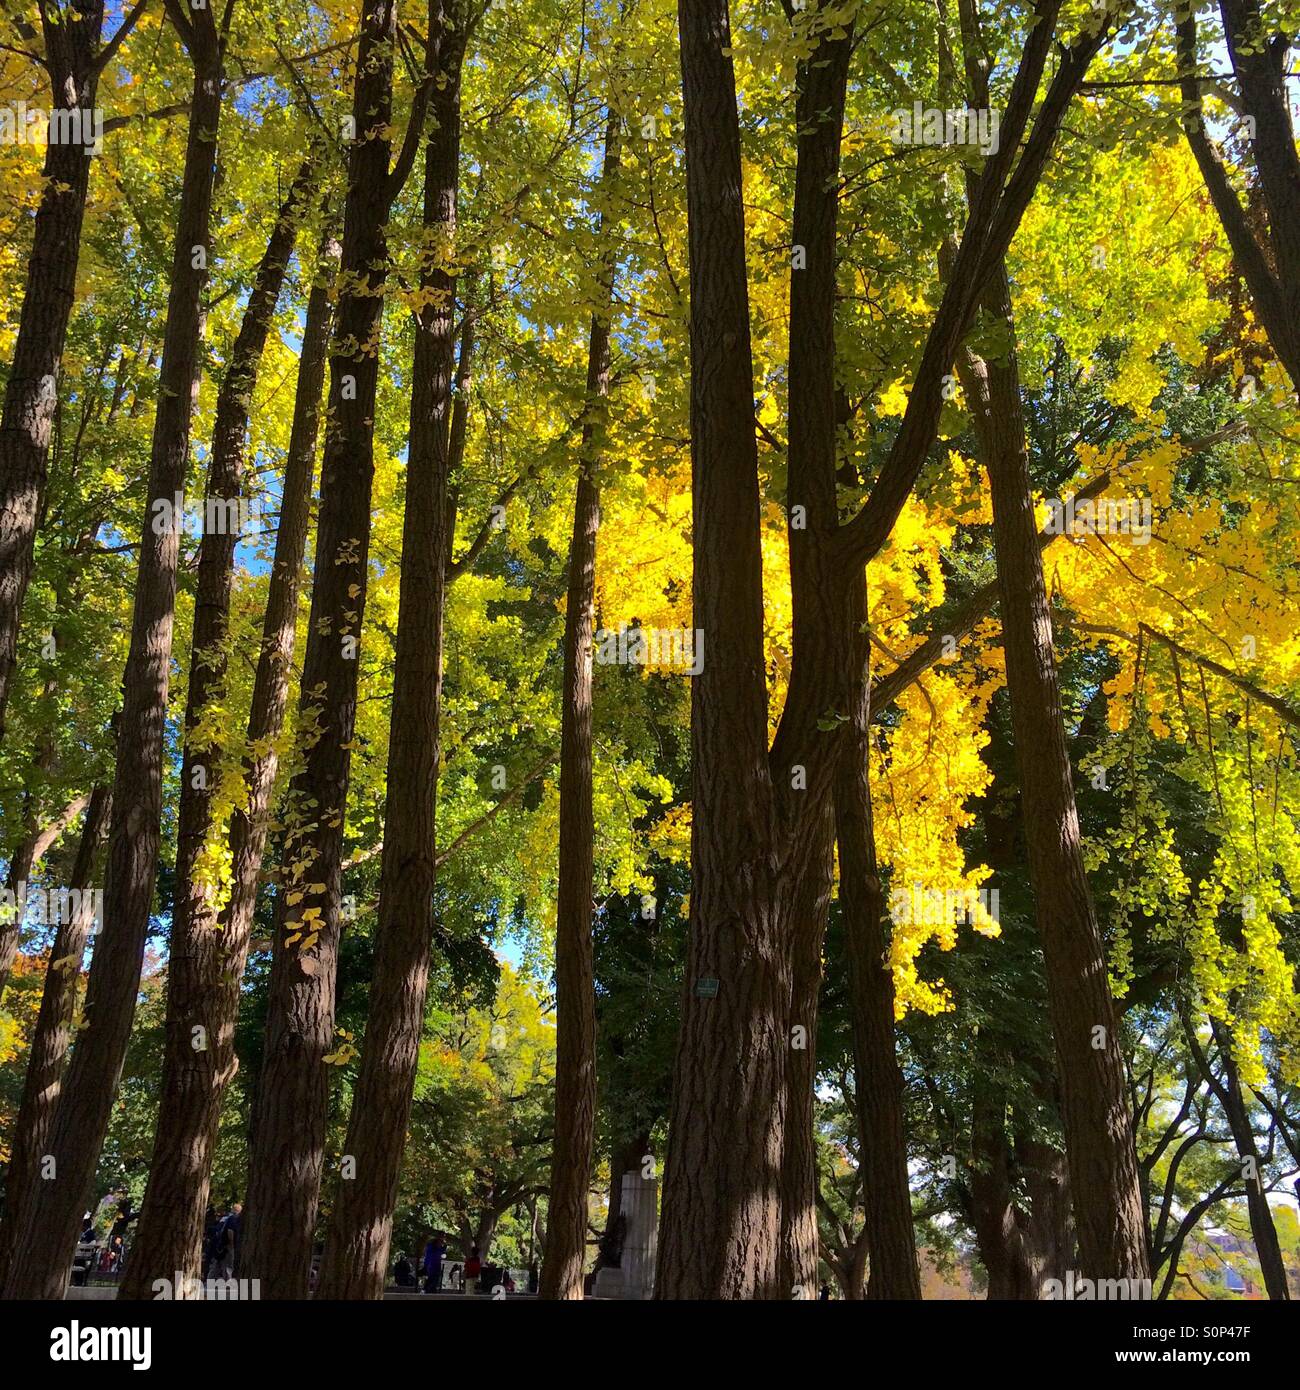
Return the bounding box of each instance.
[594,1170,657,1299]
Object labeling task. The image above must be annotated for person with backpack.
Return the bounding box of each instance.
[422,1232,447,1292]
[213,1202,242,1279]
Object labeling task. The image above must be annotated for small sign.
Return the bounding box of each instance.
[694,977,720,998]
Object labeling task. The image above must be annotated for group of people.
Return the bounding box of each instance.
[75,1194,138,1276]
[202,1201,242,1280]
[392,1235,530,1295]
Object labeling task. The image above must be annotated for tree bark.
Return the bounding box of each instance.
[655,0,786,1301]
[777,811,833,1298]
[775,10,853,1300]
[0,0,105,743]
[0,785,109,1289]
[2,1,230,1299]
[960,258,1150,1281]
[315,9,465,1301]
[539,109,621,1304]
[241,0,422,1298]
[968,1084,1037,1300]
[836,578,922,1299]
[946,0,1147,1283]
[117,161,317,1298]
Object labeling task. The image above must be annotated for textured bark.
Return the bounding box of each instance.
[947,0,1147,1282]
[0,786,109,1289]
[961,260,1150,1281]
[118,163,316,1299]
[968,1085,1036,1300]
[826,1225,870,1301]
[656,0,786,1301]
[241,0,418,1298]
[2,2,228,1299]
[315,12,465,1301]
[539,110,621,1304]
[774,15,853,1301]
[836,579,922,1299]
[777,811,834,1298]
[0,0,105,744]
[1021,1132,1071,1291]
[658,0,1102,1300]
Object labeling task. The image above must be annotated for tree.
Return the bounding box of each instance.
[2,0,236,1298]
[540,107,621,1303]
[315,0,469,1299]
[240,0,433,1297]
[0,0,144,743]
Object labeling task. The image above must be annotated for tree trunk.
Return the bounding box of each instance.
[1204,1019,1291,1299]
[968,1084,1036,1300]
[2,7,228,1298]
[539,109,621,1304]
[241,0,414,1298]
[777,812,833,1299]
[774,14,853,1298]
[117,162,316,1299]
[0,786,110,1289]
[1021,1131,1072,1293]
[836,578,922,1299]
[655,0,787,1301]
[315,13,465,1301]
[961,258,1150,1281]
[0,0,105,743]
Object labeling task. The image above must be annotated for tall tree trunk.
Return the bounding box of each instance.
[948,0,1147,1284]
[656,0,786,1301]
[2,2,230,1299]
[241,0,423,1298]
[836,578,922,1299]
[0,786,109,1289]
[775,12,853,1298]
[960,260,1149,1280]
[539,109,621,1304]
[0,0,106,743]
[777,813,833,1298]
[118,162,316,1299]
[315,10,465,1301]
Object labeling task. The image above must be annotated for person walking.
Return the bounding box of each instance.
[422,1232,447,1292]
